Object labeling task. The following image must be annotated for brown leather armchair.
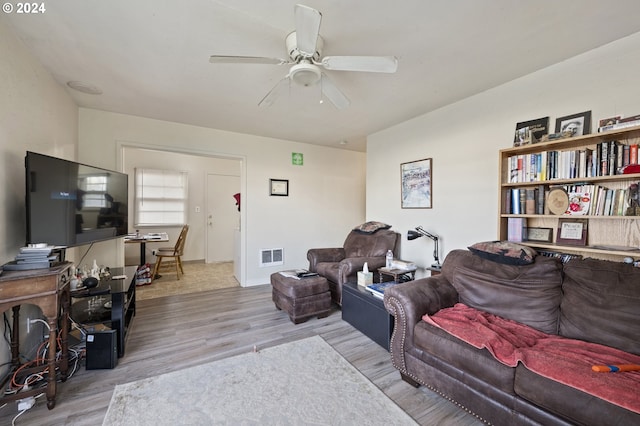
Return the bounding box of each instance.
[307,229,399,305]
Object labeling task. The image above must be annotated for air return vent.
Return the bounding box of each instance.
[259,248,284,267]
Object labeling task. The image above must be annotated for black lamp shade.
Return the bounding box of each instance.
[407,230,422,240]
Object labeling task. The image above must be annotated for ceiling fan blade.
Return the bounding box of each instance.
[210,55,288,65]
[321,73,350,110]
[320,56,398,73]
[294,4,322,57]
[258,77,290,107]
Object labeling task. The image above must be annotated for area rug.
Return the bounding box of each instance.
[103,336,417,425]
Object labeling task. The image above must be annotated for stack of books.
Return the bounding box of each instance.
[365,281,400,299]
[4,245,58,270]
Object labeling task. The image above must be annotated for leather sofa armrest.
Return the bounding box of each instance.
[307,248,345,272]
[339,256,386,282]
[384,276,458,373]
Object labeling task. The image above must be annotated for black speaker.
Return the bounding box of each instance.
[86,329,118,370]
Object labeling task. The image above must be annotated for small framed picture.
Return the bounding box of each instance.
[269,179,289,196]
[526,227,553,243]
[401,158,432,209]
[513,117,549,146]
[556,218,588,246]
[554,111,592,137]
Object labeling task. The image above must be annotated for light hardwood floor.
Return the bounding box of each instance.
[0,284,484,425]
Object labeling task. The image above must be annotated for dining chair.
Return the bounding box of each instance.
[151,224,189,280]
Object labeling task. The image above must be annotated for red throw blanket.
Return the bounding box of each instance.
[423,303,640,414]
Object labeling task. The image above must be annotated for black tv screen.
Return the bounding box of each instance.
[25,151,129,247]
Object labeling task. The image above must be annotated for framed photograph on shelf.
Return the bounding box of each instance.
[401,158,432,209]
[513,116,549,146]
[526,227,553,243]
[556,219,588,246]
[269,179,289,196]
[554,111,592,136]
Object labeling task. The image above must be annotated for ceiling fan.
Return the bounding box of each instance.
[209,4,398,109]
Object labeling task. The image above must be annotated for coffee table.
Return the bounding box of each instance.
[341,281,393,350]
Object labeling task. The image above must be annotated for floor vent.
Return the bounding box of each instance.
[259,248,284,267]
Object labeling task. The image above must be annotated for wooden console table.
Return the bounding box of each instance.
[0,262,72,409]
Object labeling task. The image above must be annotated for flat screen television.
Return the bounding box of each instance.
[25,151,129,248]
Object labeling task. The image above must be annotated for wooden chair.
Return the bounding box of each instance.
[152,225,189,280]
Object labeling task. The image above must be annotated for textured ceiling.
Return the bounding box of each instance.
[6,0,640,151]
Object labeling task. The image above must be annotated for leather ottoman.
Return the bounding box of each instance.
[271,272,332,324]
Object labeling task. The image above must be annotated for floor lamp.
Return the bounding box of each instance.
[407,226,441,270]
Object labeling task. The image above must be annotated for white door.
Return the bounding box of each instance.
[206,174,240,263]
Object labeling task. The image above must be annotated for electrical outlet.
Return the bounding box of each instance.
[195,206,201,213]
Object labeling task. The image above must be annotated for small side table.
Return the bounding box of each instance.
[427,266,442,276]
[377,267,416,283]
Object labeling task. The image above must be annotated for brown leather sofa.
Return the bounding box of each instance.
[307,228,399,305]
[384,247,640,426]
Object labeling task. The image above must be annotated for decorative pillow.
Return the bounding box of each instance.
[352,221,391,234]
[468,241,537,265]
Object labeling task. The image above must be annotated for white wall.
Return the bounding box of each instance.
[78,108,366,285]
[0,17,78,371]
[367,31,640,278]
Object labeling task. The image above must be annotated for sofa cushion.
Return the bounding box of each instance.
[442,249,563,334]
[468,241,537,265]
[515,365,640,425]
[413,321,516,394]
[560,258,640,355]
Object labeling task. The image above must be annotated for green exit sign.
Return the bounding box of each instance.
[292,152,303,166]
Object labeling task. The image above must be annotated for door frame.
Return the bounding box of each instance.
[116,141,247,286]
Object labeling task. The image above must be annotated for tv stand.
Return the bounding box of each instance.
[71,266,137,357]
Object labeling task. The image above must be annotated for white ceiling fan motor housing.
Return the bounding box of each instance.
[286,31,324,62]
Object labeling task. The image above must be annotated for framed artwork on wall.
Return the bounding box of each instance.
[269,179,289,196]
[401,158,432,209]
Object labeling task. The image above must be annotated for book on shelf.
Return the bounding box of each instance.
[507,217,527,242]
[525,189,536,215]
[505,183,635,217]
[506,141,638,184]
[365,281,400,299]
[537,250,583,264]
[565,185,592,215]
[597,116,640,133]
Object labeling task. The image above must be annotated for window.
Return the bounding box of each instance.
[135,168,188,226]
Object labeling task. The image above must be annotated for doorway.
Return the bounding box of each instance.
[206,173,240,264]
[119,143,245,286]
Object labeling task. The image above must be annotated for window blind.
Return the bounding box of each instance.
[135,168,188,226]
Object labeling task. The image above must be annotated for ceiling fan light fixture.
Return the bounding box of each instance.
[289,62,321,87]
